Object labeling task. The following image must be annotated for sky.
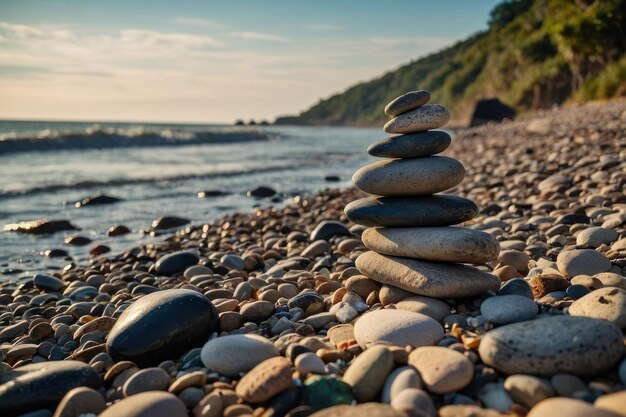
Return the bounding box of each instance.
[0,0,501,124]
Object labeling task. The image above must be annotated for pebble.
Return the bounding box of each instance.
[390,388,436,417]
[503,375,554,408]
[200,334,279,377]
[107,289,218,366]
[235,357,293,403]
[310,220,352,241]
[294,352,327,375]
[240,300,275,322]
[381,366,423,403]
[438,405,505,417]
[99,391,187,417]
[394,295,451,322]
[594,391,626,416]
[384,90,431,116]
[352,156,465,196]
[368,131,451,158]
[344,195,478,227]
[478,383,514,412]
[167,371,206,393]
[478,315,623,376]
[576,226,618,247]
[550,373,587,397]
[309,403,408,417]
[568,287,626,329]
[356,251,500,298]
[155,251,199,275]
[354,309,443,348]
[527,397,620,417]
[342,345,394,402]
[151,216,189,230]
[383,104,451,134]
[0,361,101,415]
[4,218,78,234]
[362,226,499,264]
[480,295,538,325]
[303,376,355,411]
[220,254,245,270]
[52,387,105,417]
[408,346,473,394]
[122,367,171,397]
[556,249,611,277]
[497,278,534,299]
[33,273,65,291]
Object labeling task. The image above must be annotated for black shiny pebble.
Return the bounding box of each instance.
[566,284,591,300]
[498,278,534,299]
[106,289,218,367]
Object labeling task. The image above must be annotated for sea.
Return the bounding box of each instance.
[0,120,381,280]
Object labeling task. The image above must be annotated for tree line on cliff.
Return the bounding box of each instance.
[275,0,626,126]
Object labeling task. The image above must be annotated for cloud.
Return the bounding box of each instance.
[0,20,459,122]
[303,24,342,32]
[173,17,225,30]
[229,31,288,42]
[119,29,223,48]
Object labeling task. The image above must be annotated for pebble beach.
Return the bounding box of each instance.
[1,96,626,417]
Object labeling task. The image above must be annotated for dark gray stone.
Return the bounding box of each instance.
[368,131,451,158]
[310,221,352,241]
[0,361,100,416]
[32,274,65,291]
[497,278,534,299]
[155,251,199,275]
[384,90,431,117]
[344,196,478,227]
[106,289,218,366]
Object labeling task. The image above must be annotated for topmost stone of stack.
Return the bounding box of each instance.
[384,90,431,117]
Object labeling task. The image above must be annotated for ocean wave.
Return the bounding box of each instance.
[0,163,304,200]
[0,125,277,155]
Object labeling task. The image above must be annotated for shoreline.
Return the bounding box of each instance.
[0,98,625,416]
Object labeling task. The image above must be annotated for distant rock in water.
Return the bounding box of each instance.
[151,216,190,231]
[470,98,515,127]
[325,175,340,182]
[74,194,123,208]
[107,224,131,237]
[3,218,79,234]
[248,186,277,198]
[64,235,92,246]
[198,190,229,198]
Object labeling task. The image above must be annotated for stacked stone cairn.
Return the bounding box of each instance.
[345,90,502,299]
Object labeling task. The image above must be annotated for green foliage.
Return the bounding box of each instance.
[275,0,626,126]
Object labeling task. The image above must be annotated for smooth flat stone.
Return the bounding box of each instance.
[479,315,623,376]
[362,227,499,264]
[236,357,293,403]
[595,391,626,416]
[344,195,478,227]
[480,295,538,325]
[503,375,554,409]
[394,295,451,322]
[99,392,187,417]
[106,289,218,366]
[408,346,473,394]
[384,90,430,117]
[356,251,500,298]
[556,249,611,277]
[354,308,443,349]
[155,251,199,275]
[391,388,436,417]
[33,274,65,291]
[384,104,450,134]
[0,361,101,416]
[200,334,279,377]
[568,287,626,329]
[342,345,394,402]
[368,131,452,158]
[352,156,464,196]
[310,403,407,417]
[528,398,621,417]
[381,366,423,403]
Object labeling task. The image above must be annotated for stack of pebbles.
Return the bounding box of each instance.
[345,90,501,298]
